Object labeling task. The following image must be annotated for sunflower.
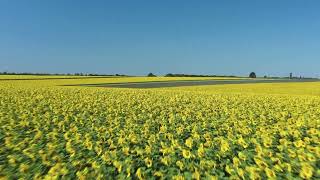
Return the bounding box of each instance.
[197,144,205,158]
[254,157,268,169]
[182,149,192,159]
[185,138,193,149]
[136,168,144,180]
[144,157,153,168]
[192,169,201,180]
[238,152,247,161]
[176,160,184,170]
[233,157,241,167]
[237,137,248,148]
[172,175,185,180]
[19,163,29,173]
[265,168,276,179]
[294,140,305,148]
[220,140,230,153]
[299,163,313,179]
[154,171,164,177]
[113,161,122,173]
[237,168,245,179]
[161,156,171,166]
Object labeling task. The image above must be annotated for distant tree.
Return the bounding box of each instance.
[165,73,174,77]
[147,73,156,77]
[249,72,257,78]
[264,75,267,78]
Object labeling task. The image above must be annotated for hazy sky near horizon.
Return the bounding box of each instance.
[0,0,320,77]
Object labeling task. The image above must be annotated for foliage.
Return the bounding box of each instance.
[249,72,257,78]
[165,73,238,78]
[0,77,319,179]
[147,73,157,77]
[0,72,128,77]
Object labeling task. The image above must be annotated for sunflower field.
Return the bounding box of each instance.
[0,77,319,179]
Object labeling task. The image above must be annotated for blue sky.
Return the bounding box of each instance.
[0,0,319,77]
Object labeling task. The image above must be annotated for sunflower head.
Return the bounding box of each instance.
[182,149,192,159]
[299,163,314,179]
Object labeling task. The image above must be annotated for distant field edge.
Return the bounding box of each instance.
[64,79,320,89]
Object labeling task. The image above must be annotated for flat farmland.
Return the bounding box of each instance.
[0,76,319,179]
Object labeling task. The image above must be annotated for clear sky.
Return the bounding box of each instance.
[0,0,319,77]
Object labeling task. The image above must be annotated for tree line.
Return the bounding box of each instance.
[148,73,238,78]
[0,72,128,77]
[1,71,315,79]
[148,72,316,79]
